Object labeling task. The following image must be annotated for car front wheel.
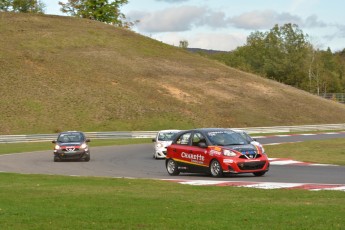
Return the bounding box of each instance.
[210,159,223,177]
[166,159,180,176]
[53,156,60,162]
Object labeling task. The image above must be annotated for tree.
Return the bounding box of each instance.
[205,23,345,94]
[0,0,12,11]
[242,31,267,74]
[219,24,311,89]
[0,0,45,13]
[59,0,129,27]
[315,48,343,94]
[179,40,189,49]
[262,24,310,87]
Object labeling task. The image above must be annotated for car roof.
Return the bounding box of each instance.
[174,128,237,135]
[58,131,84,135]
[232,129,247,133]
[190,128,235,132]
[158,129,181,133]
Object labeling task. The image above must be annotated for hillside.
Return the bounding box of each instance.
[1,12,345,134]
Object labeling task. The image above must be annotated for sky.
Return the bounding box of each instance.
[43,0,345,52]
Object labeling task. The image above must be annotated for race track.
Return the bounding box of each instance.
[0,132,344,186]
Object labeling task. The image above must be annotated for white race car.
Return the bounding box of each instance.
[234,129,265,154]
[152,130,181,159]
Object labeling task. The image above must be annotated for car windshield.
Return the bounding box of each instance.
[158,132,179,141]
[57,133,84,143]
[206,130,249,146]
[237,131,254,142]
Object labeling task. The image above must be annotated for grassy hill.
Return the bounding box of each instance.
[1,12,345,134]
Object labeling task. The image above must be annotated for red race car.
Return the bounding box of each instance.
[166,128,269,177]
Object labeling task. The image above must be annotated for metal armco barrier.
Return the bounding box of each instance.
[1,124,345,143]
[0,131,158,143]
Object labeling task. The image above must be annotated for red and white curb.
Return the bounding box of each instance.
[164,179,345,192]
[268,158,336,166]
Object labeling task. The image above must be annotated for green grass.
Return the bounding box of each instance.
[265,138,345,165]
[2,12,345,135]
[0,173,343,230]
[0,142,52,154]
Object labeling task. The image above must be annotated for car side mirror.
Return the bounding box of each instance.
[152,138,156,142]
[52,140,56,144]
[198,142,207,148]
[86,139,91,142]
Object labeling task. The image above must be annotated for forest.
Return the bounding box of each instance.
[205,24,345,96]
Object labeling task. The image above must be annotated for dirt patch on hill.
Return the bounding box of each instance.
[161,84,197,104]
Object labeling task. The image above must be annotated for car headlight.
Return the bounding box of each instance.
[80,143,88,149]
[54,145,60,150]
[223,149,237,157]
[257,144,265,154]
[156,143,164,148]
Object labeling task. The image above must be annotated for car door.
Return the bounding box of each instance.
[189,131,209,169]
[169,131,192,163]
[169,131,209,172]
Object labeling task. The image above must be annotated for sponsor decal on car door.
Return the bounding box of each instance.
[180,145,206,166]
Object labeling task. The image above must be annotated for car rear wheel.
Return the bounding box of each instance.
[210,159,223,177]
[166,159,180,176]
[253,171,266,177]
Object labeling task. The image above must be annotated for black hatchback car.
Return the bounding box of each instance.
[52,131,91,162]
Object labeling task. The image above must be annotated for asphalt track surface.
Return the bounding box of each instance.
[0,132,344,185]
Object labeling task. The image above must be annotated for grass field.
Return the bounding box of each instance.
[265,138,345,165]
[2,12,345,135]
[0,173,343,230]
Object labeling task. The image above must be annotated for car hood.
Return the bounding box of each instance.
[225,144,256,152]
[57,142,84,146]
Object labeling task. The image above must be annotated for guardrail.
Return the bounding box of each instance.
[0,131,158,143]
[318,93,345,104]
[235,123,345,134]
[1,124,345,143]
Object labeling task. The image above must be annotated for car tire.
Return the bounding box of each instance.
[253,171,266,176]
[166,159,180,176]
[210,159,223,177]
[53,157,60,162]
[84,155,90,162]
